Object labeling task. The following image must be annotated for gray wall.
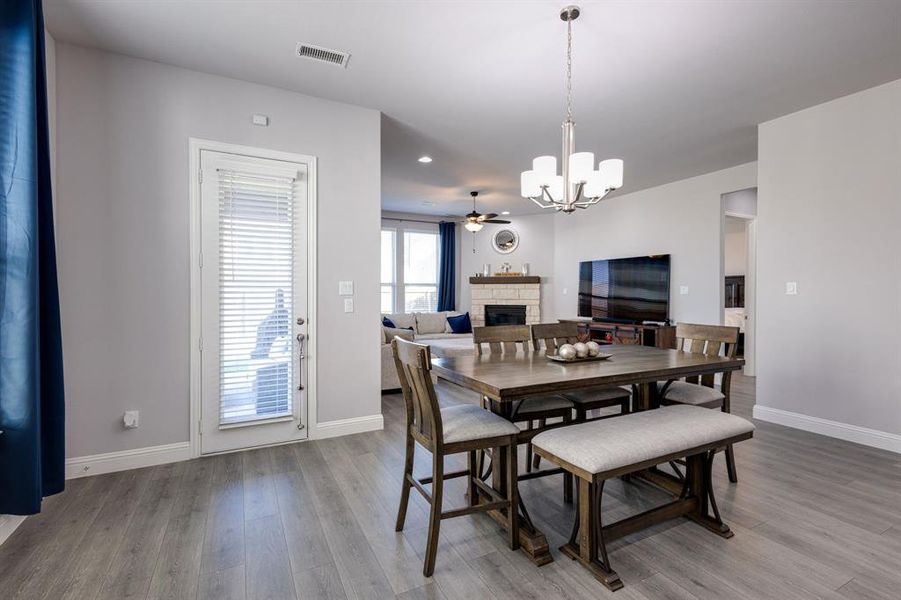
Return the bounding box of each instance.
[55,44,381,458]
[552,163,758,324]
[459,214,557,320]
[757,79,901,436]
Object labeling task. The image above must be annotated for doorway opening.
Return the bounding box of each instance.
[721,188,756,377]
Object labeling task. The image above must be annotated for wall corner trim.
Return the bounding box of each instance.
[0,515,27,547]
[312,413,384,440]
[65,441,192,480]
[753,405,901,454]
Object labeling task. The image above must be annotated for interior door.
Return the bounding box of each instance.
[199,149,309,454]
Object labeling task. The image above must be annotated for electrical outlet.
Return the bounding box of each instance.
[339,280,354,295]
[679,285,689,295]
[786,281,798,295]
[123,410,140,429]
[344,297,354,313]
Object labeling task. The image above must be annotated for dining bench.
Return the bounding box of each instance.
[532,405,754,591]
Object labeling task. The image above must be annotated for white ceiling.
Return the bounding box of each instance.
[45,1,901,218]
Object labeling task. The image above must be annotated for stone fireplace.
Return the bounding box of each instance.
[469,276,540,328]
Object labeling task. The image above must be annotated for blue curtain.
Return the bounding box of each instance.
[0,0,66,515]
[436,222,456,311]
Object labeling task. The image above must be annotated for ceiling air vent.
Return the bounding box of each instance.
[295,42,351,68]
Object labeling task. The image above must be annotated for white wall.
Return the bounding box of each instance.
[552,163,758,324]
[459,213,557,320]
[55,44,381,458]
[724,218,748,277]
[757,79,901,444]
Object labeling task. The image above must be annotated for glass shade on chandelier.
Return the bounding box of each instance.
[464,221,483,232]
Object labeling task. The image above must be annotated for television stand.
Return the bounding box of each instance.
[559,319,676,349]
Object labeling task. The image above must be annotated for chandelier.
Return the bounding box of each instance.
[520,5,624,213]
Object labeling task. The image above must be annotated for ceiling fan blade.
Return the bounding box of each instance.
[477,213,499,221]
[482,219,511,224]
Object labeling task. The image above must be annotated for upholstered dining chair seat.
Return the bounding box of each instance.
[440,404,521,444]
[562,386,631,405]
[658,381,725,407]
[514,395,574,417]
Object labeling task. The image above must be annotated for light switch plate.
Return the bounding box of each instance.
[344,297,354,313]
[252,113,269,126]
[786,281,798,295]
[339,280,354,296]
[679,285,689,295]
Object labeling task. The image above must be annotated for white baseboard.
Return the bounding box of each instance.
[66,441,193,479]
[312,413,384,440]
[0,515,27,546]
[753,405,901,454]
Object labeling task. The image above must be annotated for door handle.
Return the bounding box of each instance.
[295,332,306,431]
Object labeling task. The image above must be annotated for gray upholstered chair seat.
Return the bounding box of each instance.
[514,395,573,417]
[562,386,631,405]
[441,404,520,444]
[532,405,754,475]
[658,381,725,407]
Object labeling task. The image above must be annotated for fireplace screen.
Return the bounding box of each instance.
[485,304,527,327]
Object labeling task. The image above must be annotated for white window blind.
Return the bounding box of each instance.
[218,169,296,425]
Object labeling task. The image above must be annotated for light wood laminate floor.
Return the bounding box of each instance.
[2,374,900,599]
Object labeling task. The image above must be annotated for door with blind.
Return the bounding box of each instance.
[199,149,310,454]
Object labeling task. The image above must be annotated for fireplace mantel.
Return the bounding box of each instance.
[469,276,541,284]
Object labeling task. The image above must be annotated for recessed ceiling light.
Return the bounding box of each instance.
[418,156,432,163]
[501,211,510,215]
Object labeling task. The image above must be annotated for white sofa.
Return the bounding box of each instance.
[381,311,473,391]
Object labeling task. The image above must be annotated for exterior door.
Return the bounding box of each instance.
[199,149,310,454]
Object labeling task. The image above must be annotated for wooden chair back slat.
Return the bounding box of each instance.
[531,322,580,356]
[473,325,531,356]
[392,338,442,448]
[673,323,740,389]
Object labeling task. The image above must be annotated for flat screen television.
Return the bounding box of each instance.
[578,255,670,323]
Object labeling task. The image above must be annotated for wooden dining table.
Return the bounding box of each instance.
[431,343,744,566]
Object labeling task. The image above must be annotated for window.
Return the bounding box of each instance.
[217,168,296,425]
[403,230,439,312]
[380,225,440,314]
[381,229,396,313]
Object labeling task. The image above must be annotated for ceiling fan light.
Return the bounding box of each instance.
[520,170,541,197]
[533,156,557,183]
[569,152,594,183]
[464,221,483,233]
[599,159,624,190]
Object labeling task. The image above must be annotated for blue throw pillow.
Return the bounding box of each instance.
[446,312,473,334]
[382,316,396,328]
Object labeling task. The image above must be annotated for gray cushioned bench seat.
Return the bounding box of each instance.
[532,405,754,476]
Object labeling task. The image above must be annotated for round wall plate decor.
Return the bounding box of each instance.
[491,228,519,254]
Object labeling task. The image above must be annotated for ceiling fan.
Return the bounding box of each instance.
[462,191,510,232]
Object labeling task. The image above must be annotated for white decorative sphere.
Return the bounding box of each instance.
[573,342,588,358]
[558,344,577,360]
[585,341,601,357]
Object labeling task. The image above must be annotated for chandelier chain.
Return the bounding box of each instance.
[566,17,573,122]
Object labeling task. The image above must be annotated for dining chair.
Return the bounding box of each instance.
[472,325,575,501]
[392,338,520,577]
[529,322,631,470]
[660,323,741,482]
[530,322,631,422]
